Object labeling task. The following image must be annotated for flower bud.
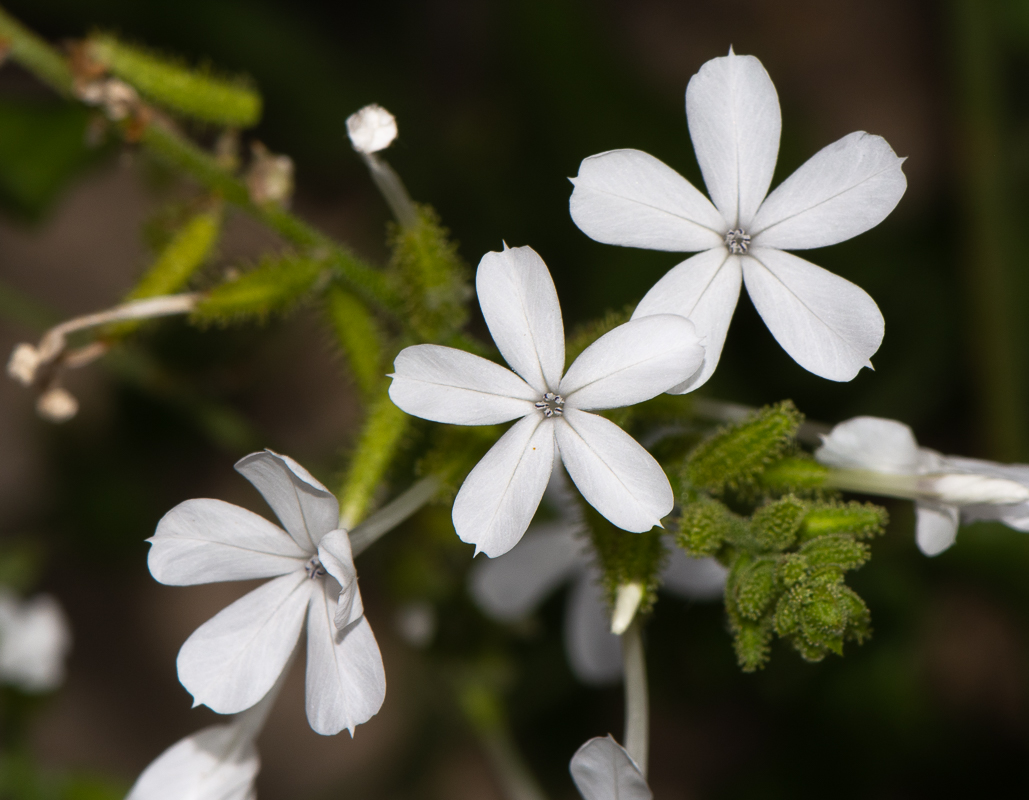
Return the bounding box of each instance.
[346,104,398,154]
[36,387,78,423]
[611,582,644,635]
[929,474,1029,505]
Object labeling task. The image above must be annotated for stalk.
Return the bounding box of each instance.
[621,616,649,778]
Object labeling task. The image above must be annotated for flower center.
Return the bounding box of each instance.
[724,228,751,254]
[534,392,565,418]
[305,557,327,580]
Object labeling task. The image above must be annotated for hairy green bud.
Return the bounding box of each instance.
[584,503,666,614]
[129,208,221,300]
[193,255,322,324]
[733,557,777,620]
[758,455,829,492]
[751,495,807,551]
[799,533,870,572]
[733,617,774,672]
[324,286,385,399]
[776,553,809,588]
[800,501,888,541]
[685,401,803,494]
[390,206,471,342]
[676,496,737,557]
[88,35,261,127]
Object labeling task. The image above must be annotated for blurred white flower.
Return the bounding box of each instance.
[570,48,906,389]
[816,416,1029,556]
[148,450,385,736]
[469,471,725,685]
[570,735,651,800]
[0,590,72,693]
[389,245,704,558]
[394,601,437,648]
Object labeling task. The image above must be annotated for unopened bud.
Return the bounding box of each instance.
[7,344,42,386]
[36,388,78,423]
[346,104,397,154]
[930,474,1029,505]
[611,582,644,635]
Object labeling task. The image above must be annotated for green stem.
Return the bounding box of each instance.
[0,6,74,95]
[350,475,440,556]
[950,0,1025,459]
[621,616,649,778]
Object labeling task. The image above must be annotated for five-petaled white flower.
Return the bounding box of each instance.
[816,416,1029,556]
[469,469,726,684]
[148,450,385,736]
[570,735,652,800]
[387,245,705,558]
[570,48,907,390]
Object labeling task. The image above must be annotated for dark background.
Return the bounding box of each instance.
[2,1,1029,798]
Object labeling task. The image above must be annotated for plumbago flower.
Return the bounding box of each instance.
[816,417,1029,555]
[148,450,385,735]
[469,470,726,684]
[570,736,651,800]
[388,245,704,557]
[570,49,907,390]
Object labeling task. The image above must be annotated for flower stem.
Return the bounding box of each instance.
[621,616,649,778]
[349,475,441,556]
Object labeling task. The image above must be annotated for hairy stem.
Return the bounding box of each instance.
[621,616,649,777]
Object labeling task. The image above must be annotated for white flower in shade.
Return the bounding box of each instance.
[0,591,72,692]
[570,736,651,800]
[569,49,906,391]
[469,470,725,684]
[388,245,704,558]
[148,450,385,736]
[815,417,1029,556]
[126,686,276,800]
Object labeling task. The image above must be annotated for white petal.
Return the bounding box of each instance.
[569,735,652,800]
[476,246,565,393]
[742,248,884,381]
[316,530,364,629]
[555,410,672,533]
[305,581,386,735]
[565,569,623,686]
[453,415,556,557]
[632,249,742,393]
[235,451,340,552]
[915,504,959,556]
[686,50,780,229]
[560,315,704,410]
[0,592,72,693]
[468,524,583,620]
[569,149,725,251]
[814,416,923,474]
[661,548,727,599]
[389,344,537,425]
[177,571,311,714]
[963,501,1029,531]
[148,499,307,586]
[750,132,907,249]
[126,723,259,800]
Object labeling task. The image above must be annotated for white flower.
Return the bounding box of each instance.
[569,49,906,390]
[570,736,652,800]
[815,417,1029,556]
[388,245,704,558]
[469,471,726,684]
[0,590,72,692]
[148,450,385,736]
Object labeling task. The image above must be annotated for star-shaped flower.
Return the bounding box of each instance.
[469,470,725,684]
[387,245,704,557]
[570,49,907,390]
[148,450,385,736]
[570,736,652,800]
[816,416,1029,555]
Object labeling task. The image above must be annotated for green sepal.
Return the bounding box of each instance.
[798,533,870,572]
[88,34,261,127]
[390,206,471,342]
[758,455,829,492]
[583,502,666,613]
[324,285,385,399]
[192,254,323,324]
[751,495,807,551]
[675,496,738,557]
[733,557,778,621]
[732,616,774,672]
[800,500,888,541]
[685,401,803,494]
